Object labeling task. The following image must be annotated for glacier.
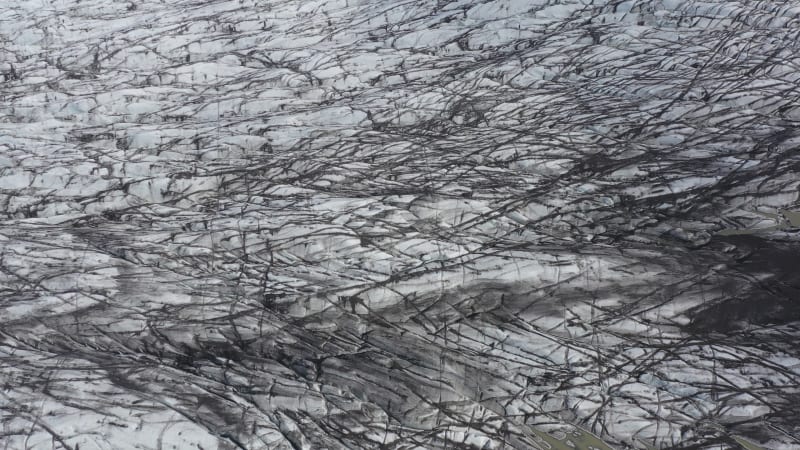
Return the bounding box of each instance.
[1,0,799,448]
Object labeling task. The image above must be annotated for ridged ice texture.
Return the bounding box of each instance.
[1,0,799,449]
